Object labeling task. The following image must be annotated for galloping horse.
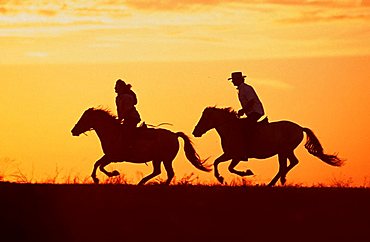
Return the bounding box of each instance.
[71,108,211,184]
[192,107,343,186]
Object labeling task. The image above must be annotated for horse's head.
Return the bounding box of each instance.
[193,107,237,137]
[193,107,214,137]
[72,108,119,136]
[71,108,96,136]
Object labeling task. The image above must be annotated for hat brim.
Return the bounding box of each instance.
[228,76,246,80]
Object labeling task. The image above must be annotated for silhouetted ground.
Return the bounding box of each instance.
[0,183,369,242]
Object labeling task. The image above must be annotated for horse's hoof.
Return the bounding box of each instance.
[92,177,99,184]
[245,169,254,176]
[217,176,224,184]
[111,170,120,176]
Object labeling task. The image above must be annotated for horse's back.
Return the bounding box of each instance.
[119,128,179,163]
[263,120,303,139]
[252,120,304,156]
[266,120,302,132]
[140,127,177,139]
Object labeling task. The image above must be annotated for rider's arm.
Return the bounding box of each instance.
[117,95,136,122]
[238,99,256,117]
[116,96,124,121]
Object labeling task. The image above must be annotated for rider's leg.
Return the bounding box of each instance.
[241,112,263,158]
[121,118,140,150]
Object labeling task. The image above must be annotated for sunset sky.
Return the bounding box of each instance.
[1,0,369,186]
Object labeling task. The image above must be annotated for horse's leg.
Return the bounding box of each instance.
[138,160,161,185]
[99,157,119,177]
[214,154,231,184]
[279,154,288,185]
[282,151,299,184]
[267,154,287,187]
[91,156,107,184]
[163,160,175,185]
[228,159,254,177]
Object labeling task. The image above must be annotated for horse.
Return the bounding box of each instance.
[192,107,343,186]
[71,108,211,184]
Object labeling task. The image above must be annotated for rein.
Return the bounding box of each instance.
[146,122,173,128]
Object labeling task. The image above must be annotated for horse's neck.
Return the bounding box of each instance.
[94,122,119,151]
[215,119,239,138]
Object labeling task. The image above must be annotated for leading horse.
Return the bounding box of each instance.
[71,108,211,184]
[192,107,343,186]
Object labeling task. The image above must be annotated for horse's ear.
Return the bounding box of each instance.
[85,107,94,113]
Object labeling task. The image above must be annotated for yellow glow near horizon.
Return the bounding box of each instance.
[1,1,370,186]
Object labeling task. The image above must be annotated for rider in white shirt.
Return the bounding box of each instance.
[228,71,265,122]
[228,71,266,159]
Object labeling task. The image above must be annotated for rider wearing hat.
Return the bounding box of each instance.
[228,71,265,123]
[228,71,265,159]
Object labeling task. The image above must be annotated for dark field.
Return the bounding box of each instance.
[1,183,369,242]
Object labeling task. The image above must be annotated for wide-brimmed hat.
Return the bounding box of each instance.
[228,72,246,80]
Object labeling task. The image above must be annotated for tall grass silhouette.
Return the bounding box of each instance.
[0,158,367,187]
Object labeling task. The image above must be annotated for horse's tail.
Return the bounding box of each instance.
[302,128,344,167]
[176,132,212,172]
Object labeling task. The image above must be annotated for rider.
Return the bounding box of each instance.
[228,71,265,122]
[115,79,141,149]
[228,71,265,158]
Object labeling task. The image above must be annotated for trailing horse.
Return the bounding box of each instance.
[71,108,211,184]
[192,107,343,186]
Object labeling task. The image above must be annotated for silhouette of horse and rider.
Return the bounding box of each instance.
[72,73,342,186]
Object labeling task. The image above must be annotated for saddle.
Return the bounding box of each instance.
[120,121,147,133]
[240,116,269,133]
[121,121,159,144]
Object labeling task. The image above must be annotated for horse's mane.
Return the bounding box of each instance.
[90,107,120,124]
[205,106,239,119]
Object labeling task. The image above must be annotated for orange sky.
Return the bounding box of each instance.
[0,1,369,186]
